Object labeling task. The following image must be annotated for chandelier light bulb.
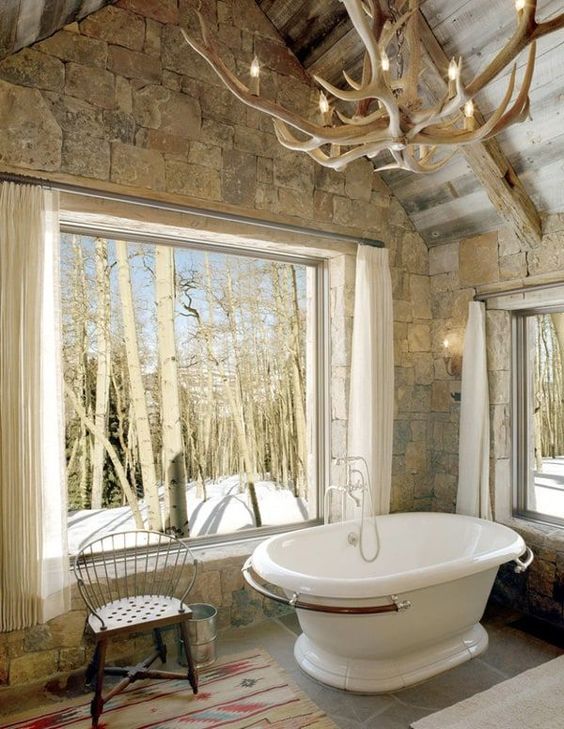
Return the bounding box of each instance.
[249,55,260,94]
[443,338,449,349]
[250,56,260,78]
[381,51,390,72]
[464,99,475,117]
[319,92,330,114]
[448,58,459,81]
[515,0,526,11]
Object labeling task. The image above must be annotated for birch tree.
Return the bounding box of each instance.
[155,244,189,536]
[116,241,161,530]
[90,238,111,508]
[65,384,144,528]
[204,255,262,526]
[72,237,90,507]
[288,266,307,497]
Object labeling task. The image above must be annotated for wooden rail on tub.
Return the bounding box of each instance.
[242,558,412,615]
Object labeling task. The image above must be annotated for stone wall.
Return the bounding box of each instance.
[0,0,433,699]
[428,215,564,626]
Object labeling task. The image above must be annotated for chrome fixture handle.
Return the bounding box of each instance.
[242,558,412,615]
[513,545,534,573]
[391,595,412,612]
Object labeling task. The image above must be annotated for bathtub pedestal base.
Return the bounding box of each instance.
[294,623,488,694]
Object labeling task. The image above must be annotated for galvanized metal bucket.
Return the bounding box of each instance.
[178,603,218,667]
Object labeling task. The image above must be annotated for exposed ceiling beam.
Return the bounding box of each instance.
[416,10,542,247]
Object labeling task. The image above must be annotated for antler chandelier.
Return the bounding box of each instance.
[183,1,564,174]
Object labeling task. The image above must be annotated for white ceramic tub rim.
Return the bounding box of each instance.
[250,512,526,599]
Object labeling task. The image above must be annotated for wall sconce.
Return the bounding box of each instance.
[443,338,463,378]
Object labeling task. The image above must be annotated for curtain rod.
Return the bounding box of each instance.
[475,279,564,301]
[0,172,385,249]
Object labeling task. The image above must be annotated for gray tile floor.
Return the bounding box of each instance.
[2,605,560,727]
[217,605,563,729]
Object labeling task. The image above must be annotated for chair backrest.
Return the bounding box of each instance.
[73,531,198,615]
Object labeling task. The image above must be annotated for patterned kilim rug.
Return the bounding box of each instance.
[0,650,336,729]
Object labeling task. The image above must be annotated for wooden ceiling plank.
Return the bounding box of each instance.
[411,188,492,228]
[307,26,365,84]
[417,9,542,246]
[420,207,501,247]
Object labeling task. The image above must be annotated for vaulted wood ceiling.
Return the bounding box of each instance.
[258,0,564,245]
[2,0,563,246]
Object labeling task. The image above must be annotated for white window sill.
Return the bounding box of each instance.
[189,536,266,565]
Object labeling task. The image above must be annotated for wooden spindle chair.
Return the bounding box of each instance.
[73,530,199,728]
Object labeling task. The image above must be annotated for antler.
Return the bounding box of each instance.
[182,0,564,174]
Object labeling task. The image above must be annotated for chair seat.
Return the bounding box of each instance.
[88,595,191,638]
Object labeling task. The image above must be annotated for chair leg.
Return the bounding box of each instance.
[179,620,198,694]
[154,628,167,663]
[90,638,107,728]
[85,642,100,686]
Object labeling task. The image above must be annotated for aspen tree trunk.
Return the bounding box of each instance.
[91,238,111,508]
[534,320,544,471]
[65,384,144,528]
[186,397,207,501]
[155,245,189,537]
[126,401,137,481]
[115,241,161,530]
[225,267,258,478]
[540,318,556,457]
[271,263,293,489]
[198,367,215,498]
[66,438,79,478]
[551,313,564,363]
[289,267,307,497]
[203,255,262,526]
[111,367,133,479]
[71,238,90,507]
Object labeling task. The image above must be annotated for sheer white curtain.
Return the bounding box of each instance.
[348,246,394,515]
[456,301,492,519]
[0,182,69,631]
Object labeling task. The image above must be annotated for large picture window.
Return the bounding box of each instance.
[61,232,324,552]
[513,307,564,527]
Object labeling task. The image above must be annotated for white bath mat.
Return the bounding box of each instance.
[411,654,564,729]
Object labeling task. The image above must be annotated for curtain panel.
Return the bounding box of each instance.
[0,182,69,631]
[456,301,492,519]
[348,245,394,516]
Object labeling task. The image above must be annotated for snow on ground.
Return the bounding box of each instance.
[67,476,310,553]
[533,457,564,517]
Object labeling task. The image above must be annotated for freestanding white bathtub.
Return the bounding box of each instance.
[243,512,532,693]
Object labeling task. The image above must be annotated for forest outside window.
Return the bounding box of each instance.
[61,232,324,553]
[514,307,564,527]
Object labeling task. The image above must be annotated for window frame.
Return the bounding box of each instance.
[512,306,564,529]
[61,222,330,550]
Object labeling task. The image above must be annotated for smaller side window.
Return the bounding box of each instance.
[514,309,564,527]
